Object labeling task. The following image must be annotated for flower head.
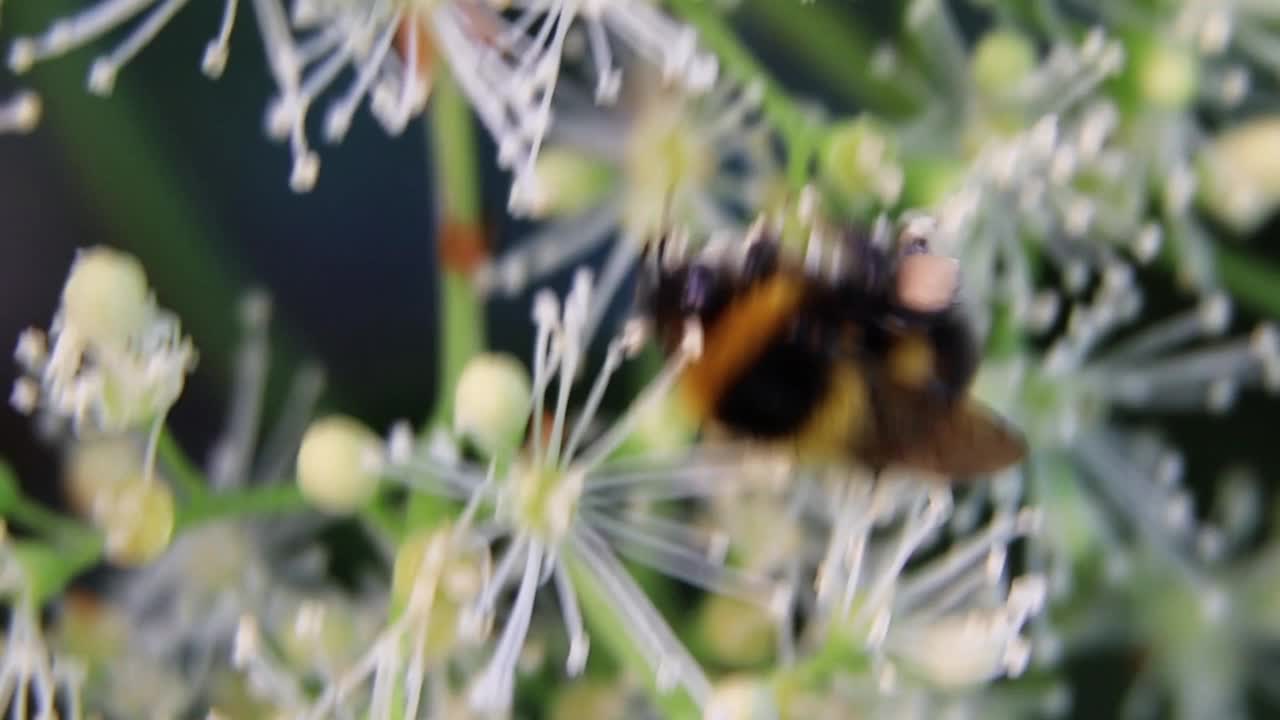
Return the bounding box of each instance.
[476,72,774,346]
[57,291,330,715]
[254,0,716,195]
[373,269,791,714]
[0,523,87,720]
[12,247,195,491]
[233,520,489,719]
[807,468,1046,692]
[7,0,242,95]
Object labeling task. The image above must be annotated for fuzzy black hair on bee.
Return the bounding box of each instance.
[637,216,1025,479]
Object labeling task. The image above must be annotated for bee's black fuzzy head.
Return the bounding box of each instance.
[636,233,733,352]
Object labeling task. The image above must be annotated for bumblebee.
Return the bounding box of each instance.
[639,219,1026,478]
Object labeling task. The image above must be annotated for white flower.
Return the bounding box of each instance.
[1197,115,1280,234]
[809,468,1046,691]
[476,72,775,345]
[382,269,788,714]
[951,0,1280,293]
[968,267,1280,718]
[64,293,329,715]
[233,521,486,719]
[12,247,195,489]
[7,0,242,95]
[903,26,1140,334]
[252,0,717,195]
[0,525,87,720]
[297,415,384,513]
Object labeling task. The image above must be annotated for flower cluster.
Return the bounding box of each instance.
[0,521,87,720]
[3,1,1280,718]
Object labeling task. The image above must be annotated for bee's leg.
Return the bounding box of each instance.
[839,226,892,297]
[740,237,779,285]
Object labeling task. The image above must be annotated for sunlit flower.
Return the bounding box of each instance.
[378,270,788,714]
[253,0,717,194]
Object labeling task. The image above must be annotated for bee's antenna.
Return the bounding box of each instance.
[642,185,678,263]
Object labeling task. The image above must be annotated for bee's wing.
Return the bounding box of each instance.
[891,399,1027,478]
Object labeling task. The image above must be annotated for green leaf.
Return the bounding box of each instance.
[0,460,19,515]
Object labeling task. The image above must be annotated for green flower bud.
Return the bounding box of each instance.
[1114,34,1198,110]
[901,155,967,210]
[99,478,175,566]
[820,117,903,207]
[694,595,775,668]
[454,353,532,459]
[391,527,488,661]
[64,437,142,517]
[297,415,382,513]
[549,680,628,720]
[972,29,1037,99]
[526,149,617,218]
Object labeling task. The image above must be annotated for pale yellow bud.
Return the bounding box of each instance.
[64,437,142,516]
[704,677,777,720]
[62,246,151,346]
[1199,116,1280,233]
[391,528,488,661]
[297,415,381,513]
[695,595,775,668]
[971,30,1037,99]
[454,353,532,458]
[99,478,175,566]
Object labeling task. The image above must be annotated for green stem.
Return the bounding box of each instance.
[667,0,821,190]
[403,68,488,532]
[1214,244,1280,320]
[427,68,486,429]
[771,633,869,710]
[361,495,407,542]
[7,496,87,541]
[435,270,485,426]
[14,532,104,605]
[174,484,308,531]
[157,426,208,501]
[431,70,483,225]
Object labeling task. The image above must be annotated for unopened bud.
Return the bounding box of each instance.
[454,353,532,459]
[297,415,382,513]
[62,246,151,346]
